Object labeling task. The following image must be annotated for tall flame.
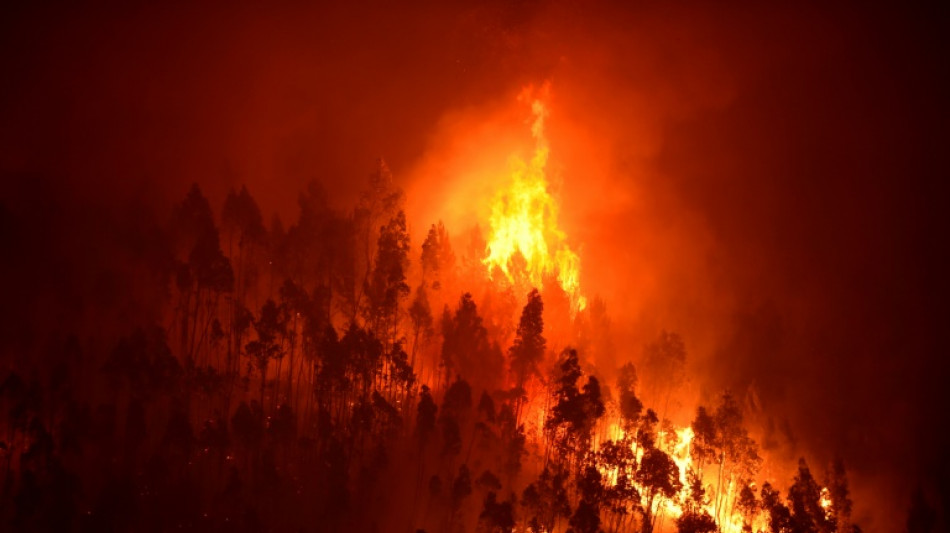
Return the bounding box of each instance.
[483,86,586,311]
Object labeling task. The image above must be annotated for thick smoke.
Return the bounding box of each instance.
[1,2,946,530]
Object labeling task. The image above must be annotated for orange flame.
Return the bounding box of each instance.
[483,85,586,311]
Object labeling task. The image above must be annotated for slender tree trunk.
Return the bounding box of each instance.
[304,362,315,433]
[225,297,234,419]
[728,474,740,528]
[195,292,219,368]
[716,454,726,524]
[260,360,267,411]
[287,315,297,410]
[189,286,203,362]
[180,287,192,358]
[275,356,283,409]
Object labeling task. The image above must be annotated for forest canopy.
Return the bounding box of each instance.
[0,166,868,532]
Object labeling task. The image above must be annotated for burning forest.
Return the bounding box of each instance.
[0,2,946,533]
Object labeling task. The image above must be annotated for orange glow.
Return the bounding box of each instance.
[483,85,587,312]
[589,421,769,533]
[820,486,833,518]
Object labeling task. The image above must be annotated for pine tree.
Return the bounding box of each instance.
[509,289,545,395]
[364,210,410,342]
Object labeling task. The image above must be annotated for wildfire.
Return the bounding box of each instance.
[593,422,767,533]
[820,487,833,519]
[483,85,587,312]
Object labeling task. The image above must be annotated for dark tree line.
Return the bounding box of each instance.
[0,164,872,533]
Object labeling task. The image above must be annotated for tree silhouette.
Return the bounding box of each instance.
[221,184,265,310]
[599,438,641,531]
[544,346,606,513]
[479,491,515,533]
[421,220,455,292]
[353,159,404,321]
[409,284,434,374]
[737,481,760,531]
[569,465,605,533]
[617,362,643,433]
[509,288,545,401]
[643,330,686,418]
[787,458,827,533]
[676,509,718,533]
[171,184,234,367]
[522,466,572,532]
[441,293,500,389]
[416,384,438,450]
[448,463,473,530]
[762,481,793,533]
[637,447,683,533]
[825,457,853,532]
[245,299,285,407]
[364,210,410,342]
[568,498,601,533]
[0,168,871,533]
[439,377,472,459]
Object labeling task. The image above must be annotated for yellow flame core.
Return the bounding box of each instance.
[820,487,833,519]
[595,423,767,533]
[483,93,586,311]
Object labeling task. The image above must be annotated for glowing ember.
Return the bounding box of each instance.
[820,486,833,519]
[483,86,587,312]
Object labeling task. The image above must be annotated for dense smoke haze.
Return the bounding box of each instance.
[1,2,946,532]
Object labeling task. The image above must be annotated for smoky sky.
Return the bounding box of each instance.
[1,1,947,530]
